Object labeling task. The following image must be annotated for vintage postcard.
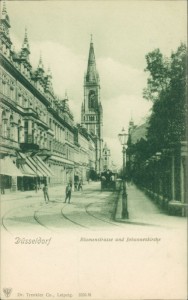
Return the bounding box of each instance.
[0,0,187,299]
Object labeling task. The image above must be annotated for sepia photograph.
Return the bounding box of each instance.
[0,0,187,299]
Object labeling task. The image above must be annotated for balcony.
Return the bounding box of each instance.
[24,107,38,117]
[20,142,39,152]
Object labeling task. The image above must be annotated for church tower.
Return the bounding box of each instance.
[81,36,103,174]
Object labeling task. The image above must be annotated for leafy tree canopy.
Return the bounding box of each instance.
[144,43,187,153]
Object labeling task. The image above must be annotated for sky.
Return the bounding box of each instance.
[6,0,187,167]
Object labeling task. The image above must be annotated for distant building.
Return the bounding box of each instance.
[126,118,149,176]
[102,143,111,171]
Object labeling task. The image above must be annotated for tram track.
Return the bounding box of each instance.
[1,202,54,234]
[85,202,120,227]
[60,205,89,229]
[59,190,119,229]
[58,190,98,229]
[1,187,120,232]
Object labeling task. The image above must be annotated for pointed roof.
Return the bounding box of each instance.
[64,90,68,101]
[45,67,54,94]
[86,36,99,83]
[1,0,10,27]
[129,116,134,126]
[88,35,96,65]
[47,66,52,78]
[22,27,30,51]
[2,0,7,15]
[104,142,107,149]
[19,28,30,61]
[38,53,44,70]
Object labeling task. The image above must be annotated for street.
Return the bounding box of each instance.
[1,182,187,300]
[1,182,186,234]
[1,182,119,234]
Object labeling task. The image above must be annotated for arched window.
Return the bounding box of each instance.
[32,122,35,143]
[10,115,14,140]
[2,111,9,138]
[2,76,7,95]
[88,90,96,109]
[10,86,15,100]
[24,120,28,143]
[18,120,22,143]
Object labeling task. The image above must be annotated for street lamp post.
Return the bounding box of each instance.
[118,127,129,219]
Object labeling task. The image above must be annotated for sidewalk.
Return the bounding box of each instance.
[115,183,187,228]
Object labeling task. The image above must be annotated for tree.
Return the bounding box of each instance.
[143,49,170,102]
[128,43,187,194]
[144,43,187,152]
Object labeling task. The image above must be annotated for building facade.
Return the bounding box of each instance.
[0,2,97,192]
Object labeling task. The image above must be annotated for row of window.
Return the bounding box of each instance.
[1,67,76,143]
[0,114,92,163]
[84,115,98,121]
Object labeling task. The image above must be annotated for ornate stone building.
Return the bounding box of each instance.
[0,2,96,191]
[81,37,103,174]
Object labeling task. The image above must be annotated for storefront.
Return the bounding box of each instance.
[0,156,23,192]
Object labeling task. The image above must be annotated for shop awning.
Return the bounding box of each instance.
[27,156,46,177]
[19,153,43,177]
[19,163,36,177]
[0,157,23,176]
[18,153,54,177]
[33,156,54,177]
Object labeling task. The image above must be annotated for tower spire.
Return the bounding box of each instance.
[86,36,98,83]
[82,37,103,174]
[2,0,7,15]
[20,27,30,60]
[38,52,44,69]
[47,66,52,78]
[45,66,54,94]
[1,0,11,29]
[88,36,95,65]
[65,90,68,101]
[22,27,30,50]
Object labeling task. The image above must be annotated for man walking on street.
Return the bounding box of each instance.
[43,183,49,203]
[78,181,83,191]
[64,183,72,203]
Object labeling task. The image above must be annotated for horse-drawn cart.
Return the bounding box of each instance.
[101,170,117,191]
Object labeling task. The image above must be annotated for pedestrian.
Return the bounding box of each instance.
[35,182,38,193]
[74,181,78,191]
[78,181,83,191]
[64,183,72,203]
[42,183,49,203]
